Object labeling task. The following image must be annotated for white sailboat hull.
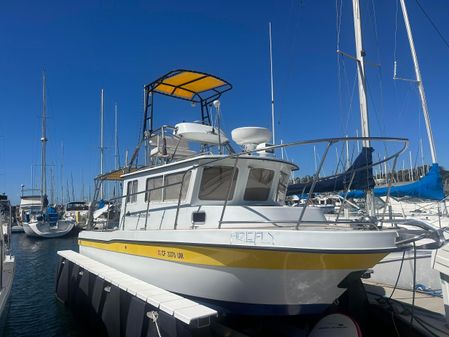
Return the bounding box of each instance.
[371,248,443,291]
[23,220,75,238]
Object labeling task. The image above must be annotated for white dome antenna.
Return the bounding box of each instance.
[231,127,271,152]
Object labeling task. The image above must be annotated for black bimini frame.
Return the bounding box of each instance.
[143,69,232,134]
[129,69,232,167]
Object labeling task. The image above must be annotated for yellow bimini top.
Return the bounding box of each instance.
[128,69,232,167]
[147,69,232,103]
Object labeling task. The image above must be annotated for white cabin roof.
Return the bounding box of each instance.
[121,154,298,180]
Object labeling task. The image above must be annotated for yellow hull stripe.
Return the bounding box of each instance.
[78,239,387,270]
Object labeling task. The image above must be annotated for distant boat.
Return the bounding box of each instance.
[22,72,75,238]
[63,201,89,229]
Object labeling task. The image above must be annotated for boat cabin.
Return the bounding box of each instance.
[90,70,326,230]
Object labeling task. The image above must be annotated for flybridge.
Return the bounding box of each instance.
[128,70,233,169]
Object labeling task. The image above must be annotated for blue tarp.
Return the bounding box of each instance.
[287,147,375,195]
[345,163,445,201]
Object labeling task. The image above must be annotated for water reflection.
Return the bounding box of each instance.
[4,233,84,337]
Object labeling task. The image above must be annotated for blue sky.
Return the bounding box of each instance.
[1,0,449,203]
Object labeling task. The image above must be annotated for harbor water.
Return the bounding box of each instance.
[4,233,88,337]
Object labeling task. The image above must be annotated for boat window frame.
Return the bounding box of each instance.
[276,171,289,204]
[163,171,192,202]
[243,167,275,201]
[126,179,138,203]
[198,166,239,201]
[144,176,163,202]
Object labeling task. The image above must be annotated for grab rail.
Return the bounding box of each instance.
[90,136,409,231]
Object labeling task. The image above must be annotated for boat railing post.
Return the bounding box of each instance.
[296,141,333,229]
[7,202,11,254]
[144,189,151,230]
[218,157,239,229]
[121,191,129,230]
[379,154,400,228]
[334,168,358,223]
[0,232,3,289]
[174,170,190,230]
[87,178,101,230]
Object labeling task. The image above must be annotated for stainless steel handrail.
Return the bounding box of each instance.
[93,136,409,231]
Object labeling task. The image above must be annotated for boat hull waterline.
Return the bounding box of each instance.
[79,229,396,315]
[23,220,75,238]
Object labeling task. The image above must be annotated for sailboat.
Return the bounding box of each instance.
[344,0,445,203]
[22,72,75,238]
[288,0,448,291]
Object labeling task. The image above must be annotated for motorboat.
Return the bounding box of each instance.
[63,201,89,229]
[18,194,41,225]
[76,70,429,316]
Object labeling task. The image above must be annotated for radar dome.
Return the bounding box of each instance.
[231,127,271,151]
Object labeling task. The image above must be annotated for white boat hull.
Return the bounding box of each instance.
[371,248,442,290]
[79,229,396,315]
[23,220,75,238]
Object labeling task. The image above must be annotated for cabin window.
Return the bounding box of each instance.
[164,171,191,201]
[126,180,138,203]
[199,166,238,200]
[145,176,163,202]
[276,172,289,203]
[244,168,274,201]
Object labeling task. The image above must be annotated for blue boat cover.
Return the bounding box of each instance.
[287,147,375,195]
[345,163,445,201]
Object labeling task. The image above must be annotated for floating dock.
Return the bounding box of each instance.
[56,250,217,337]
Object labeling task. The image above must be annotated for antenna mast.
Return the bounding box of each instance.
[114,103,119,170]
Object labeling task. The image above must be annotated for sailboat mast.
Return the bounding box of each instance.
[114,103,119,170]
[41,72,48,203]
[351,0,370,146]
[352,0,374,215]
[100,89,105,199]
[399,0,437,164]
[269,22,276,145]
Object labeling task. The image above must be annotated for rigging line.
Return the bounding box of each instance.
[338,56,357,137]
[413,146,420,171]
[394,0,400,63]
[414,0,449,50]
[346,70,357,135]
[337,56,343,131]
[336,0,343,50]
[370,0,386,138]
[370,0,381,63]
